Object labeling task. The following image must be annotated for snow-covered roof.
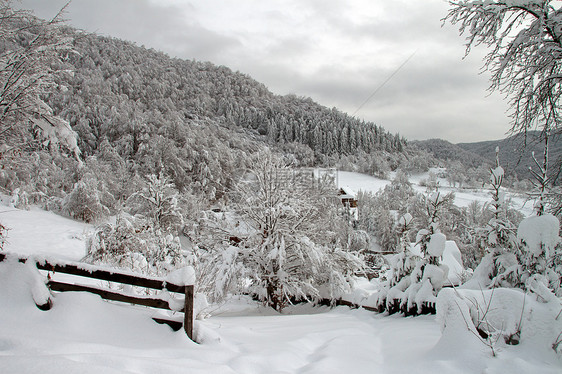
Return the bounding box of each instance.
[339,186,356,199]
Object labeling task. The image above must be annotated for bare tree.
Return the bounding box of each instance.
[444,1,562,217]
[444,1,562,137]
[0,1,78,157]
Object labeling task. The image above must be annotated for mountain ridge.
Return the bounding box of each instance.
[413,131,562,183]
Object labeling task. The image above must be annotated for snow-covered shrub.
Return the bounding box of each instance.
[84,214,186,278]
[127,173,184,234]
[517,214,562,295]
[518,214,559,261]
[348,229,370,252]
[63,180,108,223]
[197,152,364,311]
[436,284,562,357]
[10,188,29,210]
[419,171,438,189]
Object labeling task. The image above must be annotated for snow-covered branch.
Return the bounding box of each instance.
[445,0,562,135]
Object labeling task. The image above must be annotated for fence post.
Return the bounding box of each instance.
[183,284,194,341]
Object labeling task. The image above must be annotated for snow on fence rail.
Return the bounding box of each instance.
[0,252,194,341]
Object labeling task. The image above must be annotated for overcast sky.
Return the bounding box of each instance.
[19,0,512,143]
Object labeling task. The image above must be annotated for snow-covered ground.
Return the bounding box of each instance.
[336,170,390,194]
[0,184,560,373]
[337,170,534,216]
[0,203,90,261]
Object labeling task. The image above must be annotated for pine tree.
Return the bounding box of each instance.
[402,188,451,314]
[468,148,520,289]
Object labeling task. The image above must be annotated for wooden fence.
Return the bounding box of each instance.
[333,298,436,316]
[0,252,194,341]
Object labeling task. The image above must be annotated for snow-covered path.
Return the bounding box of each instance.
[199,305,441,374]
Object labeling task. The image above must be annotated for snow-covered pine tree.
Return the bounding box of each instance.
[392,213,416,285]
[528,130,552,217]
[402,188,451,315]
[467,148,521,289]
[516,131,562,295]
[375,212,420,314]
[417,190,448,265]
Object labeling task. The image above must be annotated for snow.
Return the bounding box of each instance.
[409,240,464,286]
[491,166,504,182]
[0,203,91,261]
[338,185,356,198]
[427,233,447,257]
[442,241,465,286]
[398,212,413,226]
[336,170,533,216]
[517,214,560,257]
[25,258,52,309]
[423,264,448,291]
[166,265,196,286]
[0,199,560,373]
[436,287,562,373]
[336,170,390,193]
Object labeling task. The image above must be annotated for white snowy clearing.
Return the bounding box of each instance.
[0,172,560,374]
[337,169,533,216]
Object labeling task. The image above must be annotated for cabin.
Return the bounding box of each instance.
[338,187,357,208]
[338,186,358,222]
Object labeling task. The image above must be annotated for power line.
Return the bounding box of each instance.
[352,50,417,117]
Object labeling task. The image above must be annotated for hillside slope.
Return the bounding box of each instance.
[410,139,489,169]
[2,12,412,207]
[50,27,405,161]
[458,131,562,182]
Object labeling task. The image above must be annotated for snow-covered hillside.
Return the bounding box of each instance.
[0,197,560,373]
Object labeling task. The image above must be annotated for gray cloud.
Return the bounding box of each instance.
[19,0,241,62]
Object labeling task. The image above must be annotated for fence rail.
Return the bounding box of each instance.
[0,252,194,340]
